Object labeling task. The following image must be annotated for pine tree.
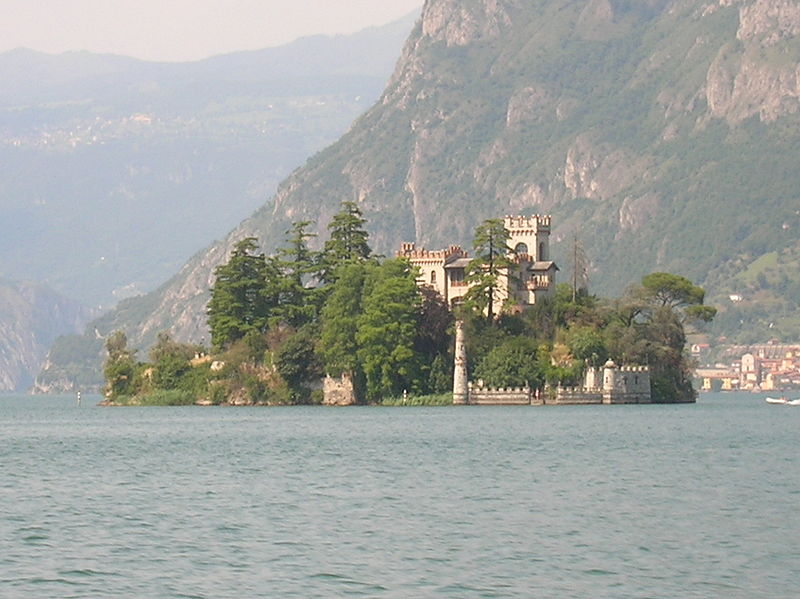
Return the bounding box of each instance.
[274,221,321,327]
[320,201,372,282]
[356,259,423,401]
[464,218,513,321]
[207,237,273,351]
[319,262,366,377]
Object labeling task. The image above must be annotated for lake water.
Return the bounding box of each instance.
[1,392,798,598]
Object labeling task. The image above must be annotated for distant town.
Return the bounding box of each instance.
[694,342,800,392]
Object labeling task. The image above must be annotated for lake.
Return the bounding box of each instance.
[1,392,798,598]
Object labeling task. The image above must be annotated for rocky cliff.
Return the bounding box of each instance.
[40,0,800,384]
[0,281,91,391]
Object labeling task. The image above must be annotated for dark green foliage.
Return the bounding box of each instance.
[319,263,367,377]
[149,332,196,390]
[565,326,608,367]
[463,218,514,321]
[274,326,323,403]
[357,259,424,401]
[103,331,137,400]
[207,238,272,351]
[273,221,322,328]
[473,336,543,389]
[321,201,372,282]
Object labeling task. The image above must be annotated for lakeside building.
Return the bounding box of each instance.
[397,215,558,313]
[696,344,800,391]
[398,214,656,405]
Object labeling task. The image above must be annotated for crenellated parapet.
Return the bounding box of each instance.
[397,242,467,264]
[467,382,537,405]
[504,214,552,233]
[551,386,603,404]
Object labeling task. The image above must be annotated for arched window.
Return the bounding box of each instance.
[538,241,546,261]
[430,270,437,285]
[514,242,528,255]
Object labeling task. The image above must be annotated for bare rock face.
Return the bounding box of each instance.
[617,193,662,236]
[506,86,554,127]
[0,282,91,392]
[706,0,800,123]
[422,0,518,47]
[323,374,357,406]
[737,0,800,42]
[563,137,650,204]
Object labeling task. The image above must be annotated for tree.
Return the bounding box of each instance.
[473,336,543,388]
[415,285,453,358]
[357,260,423,401]
[319,262,367,377]
[463,218,513,321]
[274,221,321,328]
[611,272,717,402]
[570,230,590,302]
[565,326,608,367]
[207,238,272,351]
[638,272,717,327]
[103,330,137,399]
[274,325,323,402]
[148,331,195,390]
[321,201,372,282]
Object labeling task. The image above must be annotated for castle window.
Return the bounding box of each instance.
[539,241,546,260]
[430,270,437,285]
[514,242,528,256]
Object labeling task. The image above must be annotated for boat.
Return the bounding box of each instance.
[765,397,800,405]
[766,397,788,404]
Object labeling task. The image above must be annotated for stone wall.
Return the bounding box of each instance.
[467,385,537,405]
[551,387,603,405]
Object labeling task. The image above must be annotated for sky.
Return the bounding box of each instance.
[0,0,423,62]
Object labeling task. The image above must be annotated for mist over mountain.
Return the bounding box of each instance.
[38,0,800,391]
[0,13,418,392]
[0,12,417,308]
[0,279,92,392]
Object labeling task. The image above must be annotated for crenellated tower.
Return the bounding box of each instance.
[504,214,551,261]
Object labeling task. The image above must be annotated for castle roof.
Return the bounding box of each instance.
[527,261,559,272]
[444,258,471,269]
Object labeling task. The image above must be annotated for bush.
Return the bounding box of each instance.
[380,393,453,406]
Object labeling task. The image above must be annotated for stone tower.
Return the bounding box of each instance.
[504,214,551,260]
[453,320,468,405]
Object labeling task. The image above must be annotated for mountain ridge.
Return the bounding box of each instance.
[37,0,800,390]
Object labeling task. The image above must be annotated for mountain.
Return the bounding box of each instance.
[0,12,417,308]
[0,280,92,391]
[39,0,800,390]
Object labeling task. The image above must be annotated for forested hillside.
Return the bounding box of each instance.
[40,0,800,390]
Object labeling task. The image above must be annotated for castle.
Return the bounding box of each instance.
[397,215,558,312]
[397,214,653,405]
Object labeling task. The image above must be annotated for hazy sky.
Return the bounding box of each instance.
[1,0,423,62]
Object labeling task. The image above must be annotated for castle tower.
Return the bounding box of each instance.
[453,320,468,405]
[602,359,617,404]
[504,214,551,261]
